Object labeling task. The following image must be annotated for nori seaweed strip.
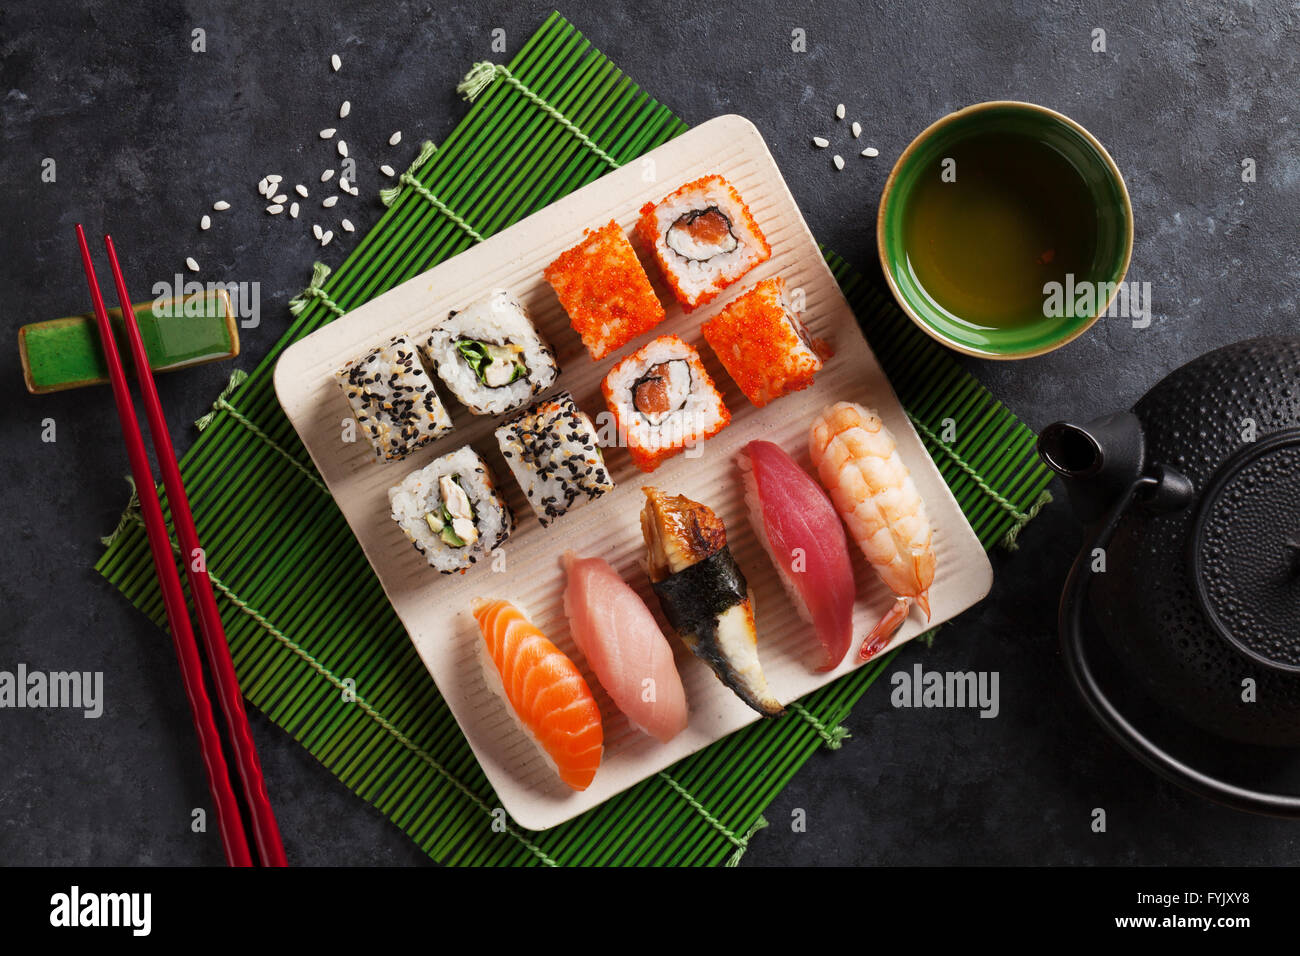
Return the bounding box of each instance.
[651,547,748,642]
[651,548,781,717]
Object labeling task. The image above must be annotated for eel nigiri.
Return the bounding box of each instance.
[640,487,784,717]
[471,598,604,791]
[561,552,689,743]
[808,402,936,661]
[739,440,856,671]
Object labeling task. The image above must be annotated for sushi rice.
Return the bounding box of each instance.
[494,391,615,527]
[388,445,512,574]
[636,174,771,311]
[474,617,568,786]
[601,334,730,472]
[422,291,558,416]
[702,276,828,408]
[335,335,453,463]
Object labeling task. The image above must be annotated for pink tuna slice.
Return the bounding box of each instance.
[561,552,689,743]
[741,440,856,671]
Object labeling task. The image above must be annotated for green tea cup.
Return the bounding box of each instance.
[877,101,1134,359]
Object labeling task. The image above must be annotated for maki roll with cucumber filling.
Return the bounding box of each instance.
[388,446,513,574]
[423,291,558,416]
[640,486,783,717]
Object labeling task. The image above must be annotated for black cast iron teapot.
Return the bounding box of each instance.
[1037,335,1300,816]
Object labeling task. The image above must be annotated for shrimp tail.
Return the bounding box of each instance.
[915,590,931,621]
[860,596,913,661]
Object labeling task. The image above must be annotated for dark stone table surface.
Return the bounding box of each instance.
[2,0,1297,865]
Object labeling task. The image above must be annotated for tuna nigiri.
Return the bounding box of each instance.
[561,552,689,743]
[471,598,604,791]
[640,486,784,717]
[809,402,936,661]
[739,440,856,671]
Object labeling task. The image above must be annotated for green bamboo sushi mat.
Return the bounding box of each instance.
[95,11,1053,866]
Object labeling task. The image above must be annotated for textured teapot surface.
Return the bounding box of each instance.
[1091,336,1300,746]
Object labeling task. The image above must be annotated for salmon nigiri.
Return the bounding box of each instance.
[562,551,689,743]
[739,440,856,671]
[471,598,604,791]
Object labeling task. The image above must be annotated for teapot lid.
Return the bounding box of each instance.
[1190,427,1300,673]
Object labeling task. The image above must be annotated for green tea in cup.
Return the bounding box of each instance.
[878,102,1133,358]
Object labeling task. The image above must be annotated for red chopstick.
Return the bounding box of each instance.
[101,235,287,867]
[76,225,253,866]
[78,226,288,867]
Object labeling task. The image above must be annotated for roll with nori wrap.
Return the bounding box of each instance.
[640,486,783,717]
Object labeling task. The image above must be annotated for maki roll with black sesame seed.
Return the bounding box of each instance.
[422,291,559,417]
[335,335,453,463]
[388,446,512,574]
[494,391,615,528]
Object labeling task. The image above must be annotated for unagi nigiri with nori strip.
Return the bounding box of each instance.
[640,487,784,717]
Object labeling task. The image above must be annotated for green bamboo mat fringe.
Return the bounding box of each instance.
[95,11,1051,866]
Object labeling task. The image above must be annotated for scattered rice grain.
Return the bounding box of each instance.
[186,257,200,272]
[267,174,282,184]
[331,54,341,71]
[341,218,354,232]
[322,195,338,208]
[212,200,230,211]
[861,146,880,157]
[852,121,862,138]
[200,215,210,231]
[833,154,845,170]
[835,103,845,120]
[339,176,349,191]
[337,140,348,158]
[380,164,395,177]
[289,202,299,218]
[339,100,351,118]
[388,131,401,146]
[312,224,323,240]
[320,128,336,139]
[321,169,335,182]
[272,193,287,203]
[267,204,284,214]
[295,184,309,198]
[321,230,334,246]
[812,136,829,148]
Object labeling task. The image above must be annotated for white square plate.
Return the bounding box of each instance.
[274,115,992,830]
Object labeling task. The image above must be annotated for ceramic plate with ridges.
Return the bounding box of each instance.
[275,115,992,830]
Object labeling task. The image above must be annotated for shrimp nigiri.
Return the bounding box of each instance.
[808,402,936,660]
[471,598,604,791]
